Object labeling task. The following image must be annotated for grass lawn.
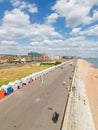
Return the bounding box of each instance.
[0,64,53,86]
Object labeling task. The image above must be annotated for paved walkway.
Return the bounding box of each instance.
[0,60,75,130]
[62,65,95,130]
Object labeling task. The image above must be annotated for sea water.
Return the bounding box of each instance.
[85,58,98,68]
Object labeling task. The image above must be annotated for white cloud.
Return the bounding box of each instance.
[3,9,30,27]
[0,0,97,58]
[30,24,62,39]
[52,0,98,27]
[82,10,98,24]
[27,4,38,13]
[0,35,98,57]
[92,10,98,22]
[30,39,64,47]
[67,36,85,42]
[11,0,38,14]
[0,9,62,40]
[80,25,98,36]
[71,27,81,35]
[45,13,59,24]
[30,36,98,53]
[0,9,30,39]
[0,40,18,45]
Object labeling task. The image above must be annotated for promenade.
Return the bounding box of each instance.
[0,60,75,130]
[62,62,95,130]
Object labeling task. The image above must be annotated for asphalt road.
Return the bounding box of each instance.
[0,60,75,130]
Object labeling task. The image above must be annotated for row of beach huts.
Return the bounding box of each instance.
[0,62,66,99]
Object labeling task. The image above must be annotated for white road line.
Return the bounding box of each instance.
[33,98,40,103]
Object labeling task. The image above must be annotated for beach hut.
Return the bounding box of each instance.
[25,76,30,84]
[30,74,34,81]
[23,76,32,84]
[40,72,44,78]
[28,75,33,83]
[31,73,38,81]
[34,73,37,80]
[21,77,28,87]
[35,73,38,79]
[1,85,12,95]
[44,69,48,75]
[43,69,48,75]
[29,77,33,83]
[37,73,41,79]
[1,85,7,94]
[14,80,22,89]
[0,88,5,99]
[8,82,18,92]
[7,86,12,95]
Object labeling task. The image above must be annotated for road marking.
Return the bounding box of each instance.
[33,98,40,103]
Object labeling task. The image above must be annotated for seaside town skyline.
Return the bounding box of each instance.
[0,0,98,58]
[0,52,66,64]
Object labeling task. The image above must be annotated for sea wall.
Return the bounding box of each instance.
[62,62,95,130]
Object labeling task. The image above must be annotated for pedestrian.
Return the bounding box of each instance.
[40,73,44,83]
[63,81,66,86]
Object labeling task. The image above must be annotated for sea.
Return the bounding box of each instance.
[85,58,98,68]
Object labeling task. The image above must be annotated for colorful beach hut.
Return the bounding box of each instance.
[31,73,37,81]
[0,88,5,99]
[28,75,33,83]
[1,85,12,95]
[14,80,22,89]
[21,77,28,87]
[8,82,18,92]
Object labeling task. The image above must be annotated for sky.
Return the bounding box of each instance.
[0,0,98,57]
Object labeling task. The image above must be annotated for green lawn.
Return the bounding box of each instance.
[0,64,53,86]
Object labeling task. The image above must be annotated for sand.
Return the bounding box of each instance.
[77,59,98,130]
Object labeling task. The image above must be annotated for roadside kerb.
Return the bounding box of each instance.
[61,60,96,130]
[60,60,77,130]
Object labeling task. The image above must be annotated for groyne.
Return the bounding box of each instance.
[62,63,95,130]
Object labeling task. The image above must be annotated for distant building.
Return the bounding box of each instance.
[28,52,41,61]
[0,55,9,64]
[20,58,26,63]
[41,53,48,61]
[47,54,62,61]
[21,55,33,63]
[28,52,62,61]
[0,59,8,64]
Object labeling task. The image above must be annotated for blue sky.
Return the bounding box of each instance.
[0,0,98,57]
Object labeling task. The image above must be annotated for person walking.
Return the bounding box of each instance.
[40,73,44,83]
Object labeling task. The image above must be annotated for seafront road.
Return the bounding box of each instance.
[0,60,75,130]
